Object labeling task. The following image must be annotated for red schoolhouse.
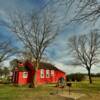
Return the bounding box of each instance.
[12,60,66,85]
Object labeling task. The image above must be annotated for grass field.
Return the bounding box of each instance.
[0,78,100,100]
[71,78,100,100]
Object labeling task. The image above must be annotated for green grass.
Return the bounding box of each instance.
[72,78,100,92]
[72,82,100,92]
[0,78,100,100]
[0,84,62,100]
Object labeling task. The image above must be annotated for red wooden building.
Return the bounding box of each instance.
[12,60,66,85]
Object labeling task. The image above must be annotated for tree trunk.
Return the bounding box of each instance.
[88,69,92,84]
[30,60,39,88]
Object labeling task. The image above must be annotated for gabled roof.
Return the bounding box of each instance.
[33,61,58,70]
[39,62,65,73]
[16,60,65,74]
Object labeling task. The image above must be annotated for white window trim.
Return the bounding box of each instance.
[40,69,44,78]
[46,70,50,78]
[23,72,28,78]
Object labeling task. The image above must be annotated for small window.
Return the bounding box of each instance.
[46,70,50,78]
[51,70,54,76]
[40,69,44,78]
[23,72,28,78]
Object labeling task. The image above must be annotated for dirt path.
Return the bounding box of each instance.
[57,91,100,100]
[78,93,100,100]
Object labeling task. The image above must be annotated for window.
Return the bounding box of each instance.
[51,70,54,76]
[23,72,28,78]
[40,69,44,78]
[46,70,50,78]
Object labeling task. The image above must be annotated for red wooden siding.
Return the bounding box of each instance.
[12,61,66,85]
[17,72,28,85]
[36,69,66,85]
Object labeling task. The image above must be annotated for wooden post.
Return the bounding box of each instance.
[67,82,72,95]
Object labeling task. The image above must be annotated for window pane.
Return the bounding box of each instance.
[40,69,44,78]
[23,72,28,78]
[46,70,50,78]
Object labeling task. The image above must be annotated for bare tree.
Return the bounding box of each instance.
[0,40,16,64]
[10,59,19,70]
[7,9,59,87]
[70,0,100,23]
[67,30,100,84]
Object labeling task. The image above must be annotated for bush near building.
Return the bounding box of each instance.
[0,67,11,84]
[66,73,85,82]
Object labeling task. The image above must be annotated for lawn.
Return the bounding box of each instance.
[73,79,100,92]
[71,78,100,100]
[0,84,69,100]
[0,78,100,100]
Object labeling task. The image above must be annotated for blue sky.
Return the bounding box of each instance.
[0,0,100,74]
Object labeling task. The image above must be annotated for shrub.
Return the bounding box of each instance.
[66,73,85,82]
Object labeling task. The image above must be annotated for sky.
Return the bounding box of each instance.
[0,0,100,74]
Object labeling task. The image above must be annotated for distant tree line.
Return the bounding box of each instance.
[91,73,100,77]
[66,73,85,82]
[66,73,100,82]
[0,67,10,79]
